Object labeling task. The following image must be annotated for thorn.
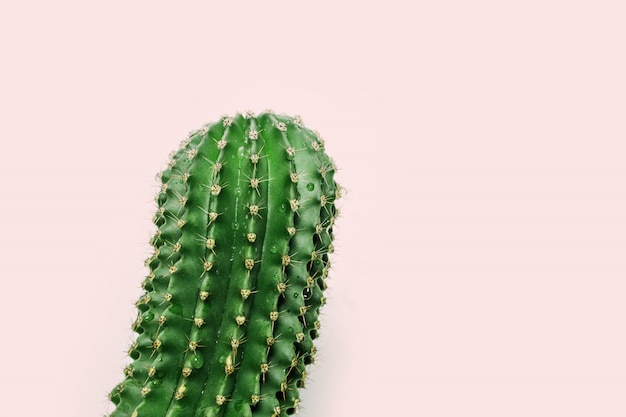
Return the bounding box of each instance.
[230,334,246,358]
[174,384,186,400]
[210,183,222,196]
[222,115,233,127]
[180,137,191,148]
[224,362,235,376]
[187,338,202,353]
[280,380,289,400]
[249,177,260,191]
[201,257,214,274]
[260,362,270,382]
[123,365,134,377]
[200,155,224,177]
[151,338,162,356]
[240,288,258,300]
[186,148,198,160]
[244,258,256,271]
[248,128,259,140]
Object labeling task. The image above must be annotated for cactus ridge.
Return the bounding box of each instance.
[108,112,339,417]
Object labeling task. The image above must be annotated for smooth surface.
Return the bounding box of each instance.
[1,1,625,416]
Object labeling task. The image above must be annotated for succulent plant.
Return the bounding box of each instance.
[108,111,340,417]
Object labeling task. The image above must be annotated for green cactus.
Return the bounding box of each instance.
[108,111,340,417]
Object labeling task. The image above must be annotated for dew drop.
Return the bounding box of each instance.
[293,292,299,299]
[191,354,204,369]
[270,245,278,254]
[278,204,287,213]
[235,187,243,197]
[306,183,315,191]
[232,222,240,230]
[302,287,312,300]
[237,146,245,158]
[142,311,154,322]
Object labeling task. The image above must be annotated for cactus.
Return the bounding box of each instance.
[108,111,340,417]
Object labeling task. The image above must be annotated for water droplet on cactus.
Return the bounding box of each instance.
[306,183,315,191]
[293,292,299,298]
[270,245,278,254]
[191,354,204,369]
[302,287,312,300]
[235,187,242,197]
[237,146,245,158]
[232,222,240,230]
[278,204,287,213]
[142,311,154,322]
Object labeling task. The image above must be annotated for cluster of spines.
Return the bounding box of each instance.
[108,111,339,417]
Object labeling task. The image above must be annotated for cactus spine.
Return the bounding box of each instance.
[108,112,339,417]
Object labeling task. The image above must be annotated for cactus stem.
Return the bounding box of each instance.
[108,112,339,417]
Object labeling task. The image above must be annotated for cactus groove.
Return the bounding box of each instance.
[108,111,340,417]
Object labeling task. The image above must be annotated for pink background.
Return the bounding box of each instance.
[1,0,625,416]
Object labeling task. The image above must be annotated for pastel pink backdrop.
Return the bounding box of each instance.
[1,1,624,416]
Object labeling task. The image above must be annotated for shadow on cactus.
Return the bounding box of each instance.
[108,111,341,417]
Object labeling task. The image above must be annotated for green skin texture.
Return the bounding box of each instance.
[108,112,339,417]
